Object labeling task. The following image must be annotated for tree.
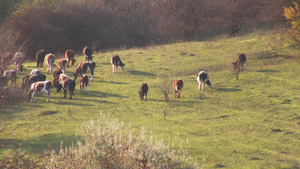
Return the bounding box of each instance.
[284,2,300,45]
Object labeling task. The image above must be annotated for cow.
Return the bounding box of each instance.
[197,71,212,91]
[53,68,63,79]
[54,74,76,99]
[138,83,148,101]
[111,55,125,73]
[57,59,67,74]
[13,52,24,73]
[21,73,47,90]
[74,61,96,81]
[173,79,183,98]
[79,75,89,94]
[83,47,93,61]
[65,49,76,67]
[30,69,40,75]
[44,53,56,73]
[36,50,46,67]
[232,53,247,80]
[27,81,52,102]
[1,53,13,70]
[3,70,17,86]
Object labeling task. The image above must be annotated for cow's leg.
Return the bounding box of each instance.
[198,82,201,91]
[145,93,147,101]
[64,89,67,98]
[30,91,36,102]
[85,83,88,94]
[178,90,181,98]
[90,70,94,81]
[47,91,50,102]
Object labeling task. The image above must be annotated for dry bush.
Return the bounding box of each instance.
[158,75,172,102]
[0,87,26,108]
[43,114,197,168]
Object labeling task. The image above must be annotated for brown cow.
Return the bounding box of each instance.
[65,49,76,67]
[3,70,17,86]
[173,79,183,98]
[138,83,148,101]
[44,53,56,73]
[79,75,89,94]
[232,53,247,80]
[36,50,46,67]
[74,61,96,81]
[27,81,52,102]
[83,47,93,61]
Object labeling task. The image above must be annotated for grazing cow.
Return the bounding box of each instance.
[27,81,52,102]
[232,53,247,80]
[30,69,40,75]
[54,74,76,99]
[36,50,46,67]
[65,49,76,67]
[79,75,89,94]
[74,61,96,81]
[57,59,67,74]
[3,70,17,86]
[21,73,47,90]
[53,68,63,79]
[197,71,212,91]
[83,47,93,61]
[44,53,56,73]
[138,83,148,101]
[173,79,183,98]
[13,52,24,73]
[1,53,13,70]
[111,55,125,73]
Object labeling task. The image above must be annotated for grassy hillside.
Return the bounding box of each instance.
[1,32,300,168]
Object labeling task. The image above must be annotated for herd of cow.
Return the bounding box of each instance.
[0,46,246,102]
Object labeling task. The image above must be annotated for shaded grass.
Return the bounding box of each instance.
[1,32,300,168]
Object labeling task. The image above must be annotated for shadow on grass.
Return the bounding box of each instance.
[128,70,156,77]
[217,88,242,92]
[1,133,80,155]
[83,90,129,99]
[256,69,280,73]
[100,80,129,85]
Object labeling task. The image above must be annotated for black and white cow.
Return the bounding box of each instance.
[173,79,183,98]
[197,71,212,91]
[30,69,40,75]
[232,53,247,80]
[21,73,47,90]
[138,83,148,101]
[36,50,46,67]
[74,61,96,81]
[79,75,89,94]
[111,55,125,73]
[83,47,93,61]
[27,81,52,102]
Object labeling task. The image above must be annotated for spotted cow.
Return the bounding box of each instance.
[54,74,76,99]
[74,61,96,81]
[44,53,56,73]
[173,79,183,98]
[57,59,67,74]
[27,81,52,102]
[3,70,17,86]
[79,75,89,94]
[197,71,212,91]
[111,55,125,73]
[13,52,24,73]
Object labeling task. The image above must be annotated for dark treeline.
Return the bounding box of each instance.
[0,0,298,59]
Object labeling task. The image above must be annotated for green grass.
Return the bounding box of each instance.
[1,31,300,168]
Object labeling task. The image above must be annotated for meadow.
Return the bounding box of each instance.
[1,31,300,168]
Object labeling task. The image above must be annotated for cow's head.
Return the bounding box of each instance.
[119,62,125,71]
[138,91,145,101]
[71,58,77,66]
[232,61,239,70]
[206,80,212,89]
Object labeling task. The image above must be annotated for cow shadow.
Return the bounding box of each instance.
[85,90,129,98]
[217,88,242,92]
[256,69,279,73]
[128,70,156,77]
[100,80,128,85]
[1,133,79,155]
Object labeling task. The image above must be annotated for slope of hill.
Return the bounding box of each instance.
[1,32,300,168]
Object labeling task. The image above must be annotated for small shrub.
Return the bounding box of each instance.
[0,87,26,108]
[158,75,172,102]
[43,114,197,168]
